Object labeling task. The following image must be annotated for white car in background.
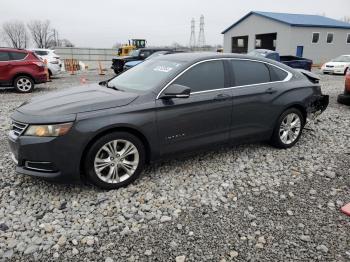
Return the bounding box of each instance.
[31,49,62,77]
[321,55,350,75]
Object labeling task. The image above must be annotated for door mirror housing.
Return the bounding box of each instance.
[160,84,191,99]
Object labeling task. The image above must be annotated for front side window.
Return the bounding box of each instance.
[327,33,334,43]
[312,32,320,43]
[174,60,225,93]
[230,60,270,86]
[0,52,10,61]
[9,52,27,60]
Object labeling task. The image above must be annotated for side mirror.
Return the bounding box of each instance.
[160,84,191,99]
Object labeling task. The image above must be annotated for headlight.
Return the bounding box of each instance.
[24,123,73,137]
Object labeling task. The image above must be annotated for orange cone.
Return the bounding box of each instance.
[70,60,75,75]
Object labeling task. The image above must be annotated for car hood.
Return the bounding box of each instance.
[16,84,138,117]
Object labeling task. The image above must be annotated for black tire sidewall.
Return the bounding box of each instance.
[271,108,304,149]
[84,132,145,189]
[14,76,34,93]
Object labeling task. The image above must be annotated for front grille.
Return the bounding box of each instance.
[326,65,334,68]
[12,120,28,137]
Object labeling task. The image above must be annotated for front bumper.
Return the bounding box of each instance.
[321,68,345,74]
[8,128,83,183]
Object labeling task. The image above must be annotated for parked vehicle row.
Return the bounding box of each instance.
[111,48,174,74]
[248,49,313,71]
[0,47,62,93]
[9,53,328,189]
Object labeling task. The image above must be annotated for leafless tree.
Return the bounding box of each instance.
[27,20,55,48]
[342,16,350,23]
[60,39,74,47]
[2,21,29,48]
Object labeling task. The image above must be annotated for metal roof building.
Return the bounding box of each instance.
[222,11,350,64]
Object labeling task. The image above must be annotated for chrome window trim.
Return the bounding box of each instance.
[156,58,293,99]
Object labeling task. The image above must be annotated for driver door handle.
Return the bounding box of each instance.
[214,93,231,101]
[265,87,277,94]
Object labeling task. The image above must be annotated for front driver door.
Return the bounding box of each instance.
[156,60,233,156]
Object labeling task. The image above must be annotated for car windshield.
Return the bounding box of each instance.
[108,59,184,92]
[331,55,350,62]
[129,50,140,57]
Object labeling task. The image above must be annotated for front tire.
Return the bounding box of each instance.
[84,132,145,189]
[270,108,304,149]
[14,76,34,93]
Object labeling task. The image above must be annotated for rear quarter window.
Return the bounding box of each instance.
[0,52,10,61]
[231,60,270,86]
[9,52,27,60]
[268,64,288,81]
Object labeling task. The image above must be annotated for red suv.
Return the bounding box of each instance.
[0,48,47,93]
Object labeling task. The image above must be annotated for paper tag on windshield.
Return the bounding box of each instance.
[153,66,173,73]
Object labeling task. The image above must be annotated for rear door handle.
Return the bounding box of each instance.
[214,94,231,101]
[265,88,277,94]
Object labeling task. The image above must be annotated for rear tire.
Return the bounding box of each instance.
[270,108,304,149]
[337,94,350,105]
[84,132,146,189]
[14,76,34,93]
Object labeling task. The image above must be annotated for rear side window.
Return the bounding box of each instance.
[9,52,27,60]
[34,51,49,56]
[174,60,225,92]
[230,60,270,86]
[0,52,10,61]
[268,64,288,81]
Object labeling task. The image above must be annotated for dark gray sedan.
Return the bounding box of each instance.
[8,53,329,189]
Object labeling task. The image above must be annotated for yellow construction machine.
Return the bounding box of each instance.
[117,39,147,56]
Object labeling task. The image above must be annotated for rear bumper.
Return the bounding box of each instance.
[33,72,47,84]
[308,95,329,119]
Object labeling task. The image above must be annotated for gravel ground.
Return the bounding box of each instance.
[0,69,349,262]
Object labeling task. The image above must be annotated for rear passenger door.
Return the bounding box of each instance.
[0,51,11,84]
[229,59,290,140]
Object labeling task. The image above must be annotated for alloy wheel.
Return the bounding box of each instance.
[279,113,301,145]
[94,139,139,184]
[16,77,33,92]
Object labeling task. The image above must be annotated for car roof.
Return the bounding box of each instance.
[157,52,294,71]
[30,48,53,52]
[0,47,28,53]
[139,48,173,51]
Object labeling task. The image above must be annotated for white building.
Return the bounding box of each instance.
[222,11,350,64]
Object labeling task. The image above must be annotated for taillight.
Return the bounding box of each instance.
[32,61,44,67]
